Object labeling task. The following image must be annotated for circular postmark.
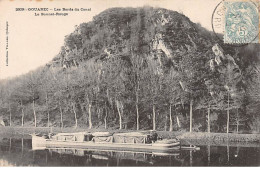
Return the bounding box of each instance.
[211,0,259,46]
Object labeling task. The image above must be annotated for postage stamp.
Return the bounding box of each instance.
[224,0,259,44]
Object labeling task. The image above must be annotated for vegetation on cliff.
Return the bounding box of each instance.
[0,7,259,133]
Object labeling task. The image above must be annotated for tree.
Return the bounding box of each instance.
[74,60,100,129]
[142,59,162,130]
[40,68,53,127]
[130,54,145,130]
[14,72,42,127]
[51,71,68,128]
[209,44,244,133]
[163,68,182,131]
[177,46,209,132]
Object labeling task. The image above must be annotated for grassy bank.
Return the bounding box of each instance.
[177,132,260,143]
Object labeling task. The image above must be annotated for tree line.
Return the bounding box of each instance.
[0,7,259,133]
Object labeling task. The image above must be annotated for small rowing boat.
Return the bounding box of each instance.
[31,131,180,152]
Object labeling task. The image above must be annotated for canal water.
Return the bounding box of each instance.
[0,136,259,166]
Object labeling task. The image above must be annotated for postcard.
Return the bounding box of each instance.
[0,0,259,167]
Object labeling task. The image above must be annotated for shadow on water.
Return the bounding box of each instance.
[0,136,259,166]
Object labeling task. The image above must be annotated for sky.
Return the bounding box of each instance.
[0,0,220,80]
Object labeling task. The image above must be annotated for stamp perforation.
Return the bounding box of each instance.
[223,0,259,44]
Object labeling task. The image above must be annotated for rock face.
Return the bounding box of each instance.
[51,7,242,106]
[52,7,214,70]
[207,43,243,101]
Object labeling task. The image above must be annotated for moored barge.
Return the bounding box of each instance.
[31,131,180,152]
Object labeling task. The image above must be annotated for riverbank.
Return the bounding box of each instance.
[0,126,182,138]
[0,127,259,143]
[177,132,260,143]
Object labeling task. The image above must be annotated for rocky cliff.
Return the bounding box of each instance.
[52,7,216,69]
[2,7,252,131]
[52,7,242,102]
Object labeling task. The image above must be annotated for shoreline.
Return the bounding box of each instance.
[177,132,260,143]
[0,126,259,144]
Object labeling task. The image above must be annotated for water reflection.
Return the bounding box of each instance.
[0,137,259,166]
[207,144,210,166]
[47,148,182,166]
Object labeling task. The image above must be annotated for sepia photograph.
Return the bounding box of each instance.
[0,0,259,167]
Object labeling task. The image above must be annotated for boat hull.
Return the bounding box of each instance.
[32,138,180,152]
[31,135,48,150]
[152,141,180,148]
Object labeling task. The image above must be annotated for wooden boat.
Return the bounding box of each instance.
[181,145,200,150]
[31,131,180,152]
[152,139,180,148]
